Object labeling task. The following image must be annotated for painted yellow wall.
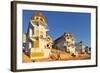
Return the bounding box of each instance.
[34,40,39,48]
[31,51,44,57]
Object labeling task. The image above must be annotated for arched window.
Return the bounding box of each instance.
[35,16,38,20]
[40,18,43,21]
[36,17,38,20]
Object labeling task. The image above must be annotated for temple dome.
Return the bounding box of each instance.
[31,12,47,26]
[31,13,45,19]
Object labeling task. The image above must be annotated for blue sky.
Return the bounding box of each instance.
[23,10,91,47]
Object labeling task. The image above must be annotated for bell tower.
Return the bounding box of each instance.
[26,12,51,59]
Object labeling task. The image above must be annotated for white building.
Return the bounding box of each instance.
[75,41,86,54]
[85,47,91,54]
[24,13,52,59]
[53,32,76,55]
